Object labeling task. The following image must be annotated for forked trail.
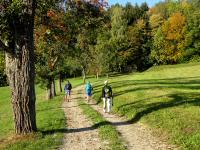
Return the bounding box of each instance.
[60,86,178,150]
[59,86,104,150]
[89,97,178,150]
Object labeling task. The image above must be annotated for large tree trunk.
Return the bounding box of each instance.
[6,51,37,134]
[5,0,37,134]
[6,0,37,134]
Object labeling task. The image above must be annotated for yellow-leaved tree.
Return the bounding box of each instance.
[151,12,187,64]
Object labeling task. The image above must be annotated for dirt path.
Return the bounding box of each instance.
[60,86,178,150]
[59,86,103,150]
[79,86,178,150]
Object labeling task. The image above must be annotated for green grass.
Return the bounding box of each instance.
[0,85,65,150]
[2,62,200,149]
[78,98,126,150]
[0,78,86,150]
[0,87,13,139]
[92,63,200,150]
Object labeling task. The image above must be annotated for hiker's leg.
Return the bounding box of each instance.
[67,90,70,101]
[107,98,111,113]
[69,90,72,101]
[64,95,67,101]
[88,92,92,102]
[67,94,69,101]
[103,98,106,112]
[86,93,89,102]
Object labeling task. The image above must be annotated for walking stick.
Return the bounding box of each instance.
[111,96,114,106]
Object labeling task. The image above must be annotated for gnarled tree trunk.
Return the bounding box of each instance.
[6,50,36,134]
[4,0,37,134]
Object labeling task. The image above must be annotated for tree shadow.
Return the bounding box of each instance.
[126,93,200,123]
[95,96,103,105]
[40,119,132,136]
[110,77,200,97]
[110,76,200,90]
[92,76,200,105]
[116,95,170,112]
[40,92,200,136]
[40,121,111,135]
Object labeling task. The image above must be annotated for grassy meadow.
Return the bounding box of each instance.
[92,63,200,150]
[1,63,200,150]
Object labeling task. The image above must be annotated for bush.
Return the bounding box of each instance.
[189,55,200,63]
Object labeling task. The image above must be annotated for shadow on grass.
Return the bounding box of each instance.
[40,119,132,136]
[112,77,200,97]
[40,121,111,135]
[124,93,200,123]
[92,76,200,105]
[40,92,200,135]
[110,76,200,89]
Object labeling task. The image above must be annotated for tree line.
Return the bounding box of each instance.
[35,0,200,99]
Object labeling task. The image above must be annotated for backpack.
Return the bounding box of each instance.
[104,85,111,98]
[86,84,92,93]
[65,83,72,91]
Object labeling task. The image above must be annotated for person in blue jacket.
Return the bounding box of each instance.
[85,81,93,103]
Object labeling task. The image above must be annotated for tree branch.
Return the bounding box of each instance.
[52,56,58,68]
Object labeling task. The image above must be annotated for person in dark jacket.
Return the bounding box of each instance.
[102,80,113,113]
[64,80,72,102]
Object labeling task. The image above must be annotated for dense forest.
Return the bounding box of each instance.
[1,0,200,89]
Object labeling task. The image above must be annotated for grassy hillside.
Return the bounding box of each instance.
[1,63,200,149]
[93,63,200,150]
[0,78,84,150]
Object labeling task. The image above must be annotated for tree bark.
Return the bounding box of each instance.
[6,50,37,134]
[96,71,99,80]
[51,78,56,97]
[5,0,37,134]
[47,76,56,99]
[82,67,86,84]
[119,64,122,72]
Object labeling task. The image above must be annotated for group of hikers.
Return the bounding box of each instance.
[64,80,113,113]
